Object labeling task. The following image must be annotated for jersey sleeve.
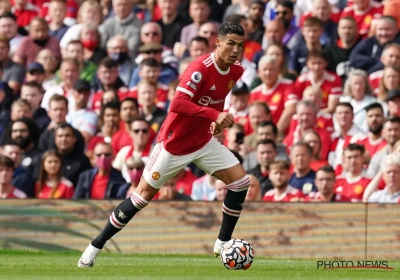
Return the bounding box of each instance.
[176,60,207,98]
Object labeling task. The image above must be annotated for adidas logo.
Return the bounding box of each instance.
[210,85,216,90]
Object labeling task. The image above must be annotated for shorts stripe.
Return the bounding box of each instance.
[146,144,162,171]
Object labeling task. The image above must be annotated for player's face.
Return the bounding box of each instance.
[43,155,61,176]
[216,33,245,64]
[307,57,327,75]
[138,84,156,106]
[382,47,400,67]
[258,61,278,84]
[120,101,138,122]
[315,171,335,195]
[256,143,277,168]
[343,150,363,174]
[290,146,311,170]
[383,122,400,145]
[383,68,400,90]
[131,121,150,146]
[335,106,353,127]
[349,75,366,101]
[269,168,289,189]
[303,133,321,158]
[0,166,13,185]
[297,105,315,129]
[103,108,120,126]
[383,164,400,188]
[2,145,21,167]
[367,108,384,134]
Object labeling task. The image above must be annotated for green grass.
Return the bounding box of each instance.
[0,250,399,280]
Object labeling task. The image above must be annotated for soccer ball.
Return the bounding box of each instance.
[220,238,254,270]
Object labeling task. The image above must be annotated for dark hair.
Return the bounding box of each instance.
[344,143,365,155]
[307,50,327,61]
[277,0,294,11]
[257,121,278,136]
[140,58,160,68]
[0,155,15,170]
[120,97,139,110]
[384,116,400,126]
[99,57,119,69]
[131,116,149,128]
[269,160,290,171]
[365,102,384,113]
[335,102,354,112]
[0,12,17,21]
[1,118,40,147]
[55,122,75,135]
[291,142,313,156]
[1,139,20,149]
[103,100,120,111]
[339,16,357,24]
[49,94,68,108]
[219,21,245,37]
[190,36,209,47]
[316,165,335,176]
[256,139,277,151]
[22,81,43,93]
[99,100,121,129]
[36,150,63,198]
[250,101,271,115]
[303,17,324,28]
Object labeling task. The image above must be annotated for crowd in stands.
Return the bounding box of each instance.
[1,0,400,203]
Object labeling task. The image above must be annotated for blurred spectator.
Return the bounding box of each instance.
[301,130,329,170]
[183,36,209,60]
[173,167,197,196]
[349,16,400,74]
[0,155,26,198]
[0,34,25,94]
[383,0,400,30]
[250,56,297,132]
[79,23,107,65]
[35,150,74,199]
[386,88,400,117]
[1,118,40,175]
[244,102,271,149]
[325,17,360,83]
[295,51,342,113]
[246,0,265,45]
[243,121,288,171]
[38,0,78,27]
[0,12,26,56]
[0,84,11,136]
[245,174,261,201]
[225,83,251,134]
[223,0,249,20]
[99,0,143,60]
[340,70,377,132]
[191,174,217,201]
[367,153,400,203]
[116,156,145,198]
[110,98,139,154]
[289,17,324,76]
[289,142,317,195]
[13,18,61,68]
[214,180,228,201]
[42,58,80,111]
[377,65,400,104]
[198,22,218,53]
[247,139,277,196]
[274,0,300,49]
[113,117,153,182]
[367,116,400,177]
[0,0,11,16]
[368,44,400,95]
[340,0,383,38]
[305,165,348,202]
[74,142,125,199]
[11,0,38,29]
[11,99,32,120]
[158,176,193,201]
[225,123,245,163]
[48,0,69,42]
[263,160,304,202]
[63,40,97,83]
[137,81,167,133]
[25,62,45,86]
[335,144,371,202]
[91,58,129,114]
[107,35,134,87]
[60,1,103,53]
[1,140,34,197]
[36,49,59,90]
[66,80,98,143]
[20,82,50,133]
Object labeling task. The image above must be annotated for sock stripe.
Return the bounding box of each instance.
[228,177,250,191]
[109,213,124,229]
[131,195,146,209]
[222,204,241,217]
[112,211,127,225]
[228,176,248,186]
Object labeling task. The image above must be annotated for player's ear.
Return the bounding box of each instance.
[216,37,221,47]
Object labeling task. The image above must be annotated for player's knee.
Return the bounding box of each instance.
[227,175,250,192]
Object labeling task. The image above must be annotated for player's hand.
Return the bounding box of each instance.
[210,122,223,135]
[216,112,234,128]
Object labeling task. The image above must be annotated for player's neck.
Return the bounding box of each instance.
[0,183,13,197]
[369,131,382,141]
[295,167,310,178]
[214,51,230,71]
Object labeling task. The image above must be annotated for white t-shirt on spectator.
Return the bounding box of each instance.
[368,187,400,203]
[113,146,151,183]
[60,24,83,49]
[41,83,76,111]
[66,109,98,136]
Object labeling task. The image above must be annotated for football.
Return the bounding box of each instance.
[220,238,254,270]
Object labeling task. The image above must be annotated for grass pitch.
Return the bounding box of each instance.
[0,250,399,280]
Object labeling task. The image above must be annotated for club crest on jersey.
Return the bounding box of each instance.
[152,171,161,180]
[228,80,235,91]
[302,183,313,195]
[191,71,202,83]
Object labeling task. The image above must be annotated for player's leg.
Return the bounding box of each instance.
[193,138,249,256]
[78,143,189,267]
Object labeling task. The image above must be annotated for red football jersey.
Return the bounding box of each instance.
[91,87,130,115]
[303,191,350,202]
[350,134,387,159]
[157,53,244,155]
[335,173,371,202]
[38,0,78,23]
[249,79,298,124]
[340,1,383,37]
[36,178,74,199]
[368,70,383,96]
[288,110,334,133]
[129,83,169,109]
[5,187,27,199]
[263,185,304,202]
[300,7,341,26]
[295,71,342,109]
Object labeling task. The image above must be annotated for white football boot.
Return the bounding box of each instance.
[213,239,227,257]
[77,244,102,267]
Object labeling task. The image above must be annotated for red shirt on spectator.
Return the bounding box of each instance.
[349,134,387,159]
[300,7,341,26]
[91,87,130,114]
[38,0,78,23]
[340,1,383,38]
[303,191,350,202]
[243,41,262,62]
[263,186,304,202]
[335,173,371,202]
[368,69,383,96]
[90,173,109,199]
[4,187,27,199]
[176,168,198,196]
[295,71,342,108]
[249,79,298,124]
[36,178,74,199]
[129,83,168,109]
[288,110,334,133]
[310,160,329,171]
[12,7,38,28]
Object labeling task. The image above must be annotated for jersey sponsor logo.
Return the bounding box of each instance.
[228,80,235,91]
[152,171,161,180]
[210,85,216,90]
[191,71,202,83]
[187,81,197,90]
[198,96,225,106]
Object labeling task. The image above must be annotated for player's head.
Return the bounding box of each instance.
[216,22,245,64]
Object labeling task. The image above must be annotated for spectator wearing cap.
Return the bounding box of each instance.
[246,0,265,45]
[25,62,45,87]
[274,1,301,50]
[66,80,98,144]
[0,155,27,199]
[79,23,108,66]
[74,142,125,199]
[41,58,80,112]
[349,16,400,74]
[106,35,135,87]
[0,12,27,56]
[36,49,59,91]
[129,43,178,88]
[0,35,25,95]
[13,18,61,68]
[20,81,50,133]
[48,0,69,42]
[11,0,38,30]
[325,17,360,83]
[99,0,142,60]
